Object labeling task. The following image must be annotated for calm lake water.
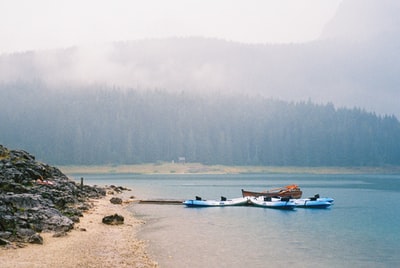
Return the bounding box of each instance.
[69,173,400,268]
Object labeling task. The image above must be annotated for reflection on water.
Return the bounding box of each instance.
[70,173,400,268]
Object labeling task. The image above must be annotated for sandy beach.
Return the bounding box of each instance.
[0,192,158,268]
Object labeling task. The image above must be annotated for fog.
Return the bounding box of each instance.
[1,0,400,117]
[321,0,400,40]
[0,0,340,54]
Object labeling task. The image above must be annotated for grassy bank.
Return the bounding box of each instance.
[59,162,400,175]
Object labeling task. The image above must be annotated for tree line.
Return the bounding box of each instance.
[1,82,400,166]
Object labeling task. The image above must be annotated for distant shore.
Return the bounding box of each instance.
[59,162,400,175]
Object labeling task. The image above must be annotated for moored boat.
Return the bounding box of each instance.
[183,196,249,207]
[293,194,334,208]
[248,196,296,210]
[242,184,302,199]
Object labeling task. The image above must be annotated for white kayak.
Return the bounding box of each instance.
[293,194,334,208]
[183,196,249,207]
[248,196,296,210]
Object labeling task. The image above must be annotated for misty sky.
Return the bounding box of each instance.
[0,0,342,54]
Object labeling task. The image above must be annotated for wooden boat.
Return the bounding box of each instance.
[241,184,302,199]
[248,196,296,210]
[293,194,334,208]
[183,196,249,207]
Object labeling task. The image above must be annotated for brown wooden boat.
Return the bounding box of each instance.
[241,184,302,199]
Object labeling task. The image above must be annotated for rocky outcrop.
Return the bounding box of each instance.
[0,145,106,246]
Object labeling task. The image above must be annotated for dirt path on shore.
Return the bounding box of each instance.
[0,193,158,268]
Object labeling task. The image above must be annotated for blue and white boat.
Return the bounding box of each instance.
[248,196,296,210]
[183,196,249,207]
[293,194,334,208]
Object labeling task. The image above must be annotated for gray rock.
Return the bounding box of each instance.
[102,214,124,225]
[0,145,109,245]
[28,233,43,244]
[0,237,10,246]
[110,197,123,204]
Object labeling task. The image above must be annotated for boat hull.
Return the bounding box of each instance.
[242,185,302,199]
[249,197,296,210]
[183,197,249,207]
[293,197,334,208]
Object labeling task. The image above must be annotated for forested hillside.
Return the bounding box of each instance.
[1,82,399,166]
[1,37,400,118]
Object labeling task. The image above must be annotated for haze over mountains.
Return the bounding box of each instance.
[2,0,400,166]
[320,0,400,41]
[0,0,399,117]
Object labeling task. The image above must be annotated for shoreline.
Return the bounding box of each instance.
[0,191,158,268]
[58,163,400,175]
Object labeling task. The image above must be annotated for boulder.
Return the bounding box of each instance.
[28,233,43,244]
[102,214,124,225]
[110,197,123,204]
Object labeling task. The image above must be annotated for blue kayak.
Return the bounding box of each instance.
[293,194,334,208]
[183,196,249,207]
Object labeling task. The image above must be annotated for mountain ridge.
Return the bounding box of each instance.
[1,0,399,117]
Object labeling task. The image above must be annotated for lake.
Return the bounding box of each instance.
[68,173,400,268]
